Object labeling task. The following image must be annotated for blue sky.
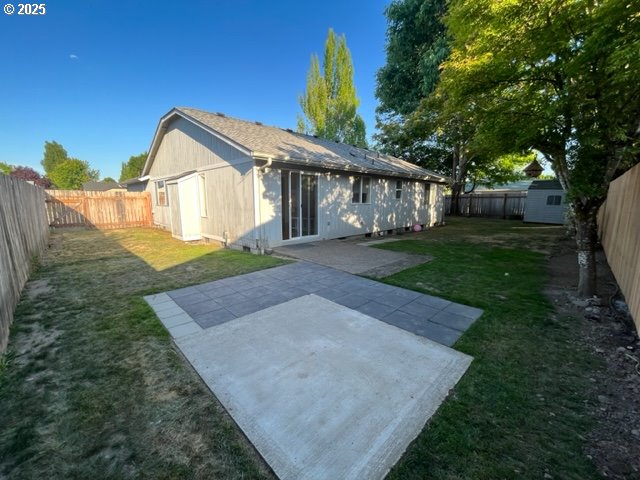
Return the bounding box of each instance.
[0,0,390,180]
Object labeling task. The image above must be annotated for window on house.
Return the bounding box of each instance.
[546,194,562,206]
[352,176,371,203]
[395,180,403,199]
[424,183,431,204]
[156,180,167,206]
[198,173,207,217]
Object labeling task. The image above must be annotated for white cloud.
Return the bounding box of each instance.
[69,54,78,60]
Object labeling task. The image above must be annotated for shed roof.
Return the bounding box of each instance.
[143,107,446,182]
[528,180,564,190]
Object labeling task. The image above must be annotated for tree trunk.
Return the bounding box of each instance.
[574,206,599,298]
[450,182,462,215]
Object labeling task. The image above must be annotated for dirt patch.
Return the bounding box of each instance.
[546,239,640,479]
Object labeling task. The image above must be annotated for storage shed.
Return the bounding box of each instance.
[523,180,568,224]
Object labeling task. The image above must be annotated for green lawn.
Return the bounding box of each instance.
[379,217,602,479]
[0,220,604,479]
[0,228,284,479]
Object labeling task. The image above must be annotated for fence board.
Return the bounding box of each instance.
[598,163,640,333]
[45,190,152,229]
[0,176,49,353]
[445,192,527,219]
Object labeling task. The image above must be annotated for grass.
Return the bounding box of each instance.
[377,217,602,479]
[0,219,605,479]
[0,228,284,479]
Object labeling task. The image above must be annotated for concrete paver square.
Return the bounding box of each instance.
[430,310,477,331]
[176,295,472,480]
[192,308,237,328]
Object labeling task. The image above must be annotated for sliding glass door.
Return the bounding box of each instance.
[281,171,318,240]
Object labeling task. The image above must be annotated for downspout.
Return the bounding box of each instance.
[255,156,273,254]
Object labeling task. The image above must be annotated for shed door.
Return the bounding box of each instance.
[168,183,182,238]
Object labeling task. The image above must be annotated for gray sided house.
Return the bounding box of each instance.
[142,107,447,251]
[523,179,568,224]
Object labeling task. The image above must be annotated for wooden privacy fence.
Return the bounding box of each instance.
[45,190,152,229]
[0,176,49,353]
[598,163,640,333]
[445,192,527,219]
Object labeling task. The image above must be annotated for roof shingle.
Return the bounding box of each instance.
[176,107,444,181]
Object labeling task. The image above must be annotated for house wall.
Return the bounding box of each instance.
[257,167,443,248]
[523,189,567,224]
[146,116,256,241]
[199,164,256,247]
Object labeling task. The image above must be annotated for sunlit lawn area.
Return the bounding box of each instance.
[0,219,604,479]
[0,228,284,479]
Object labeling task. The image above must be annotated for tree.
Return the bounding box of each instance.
[374,0,529,212]
[439,0,640,296]
[49,158,99,190]
[9,166,52,188]
[101,177,117,183]
[0,162,12,174]
[41,141,68,176]
[119,152,147,182]
[376,0,449,118]
[297,28,368,148]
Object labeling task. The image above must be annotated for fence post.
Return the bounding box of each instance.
[503,193,508,219]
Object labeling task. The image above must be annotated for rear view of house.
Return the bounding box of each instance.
[142,107,447,251]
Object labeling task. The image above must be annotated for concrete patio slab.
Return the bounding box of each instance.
[176,294,472,480]
[274,239,430,277]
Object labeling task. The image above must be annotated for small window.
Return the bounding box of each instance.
[198,173,208,217]
[424,183,431,204]
[546,194,561,206]
[156,180,167,206]
[395,180,403,200]
[352,176,371,204]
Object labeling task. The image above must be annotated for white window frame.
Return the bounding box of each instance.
[395,180,403,200]
[198,173,208,218]
[351,176,371,204]
[546,194,562,206]
[156,180,168,206]
[424,182,431,205]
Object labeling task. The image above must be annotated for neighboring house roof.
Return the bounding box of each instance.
[528,180,564,190]
[82,181,124,191]
[121,176,149,185]
[143,107,447,182]
[472,180,534,192]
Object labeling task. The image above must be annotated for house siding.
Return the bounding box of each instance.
[150,117,250,177]
[146,116,256,240]
[523,189,567,224]
[199,164,256,247]
[257,167,443,248]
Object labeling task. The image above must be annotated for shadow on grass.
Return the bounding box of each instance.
[0,228,284,479]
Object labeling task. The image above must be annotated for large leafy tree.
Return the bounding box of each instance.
[41,141,68,176]
[49,158,99,190]
[440,0,640,296]
[374,0,528,212]
[9,166,52,188]
[297,28,367,148]
[376,0,449,118]
[119,152,147,182]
